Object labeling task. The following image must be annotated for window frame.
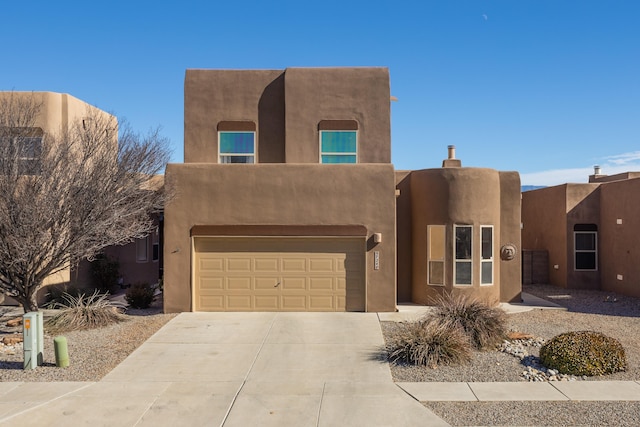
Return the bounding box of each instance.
[480,225,494,286]
[136,236,149,263]
[319,130,358,164]
[218,131,256,164]
[427,225,446,286]
[454,224,473,286]
[574,228,597,271]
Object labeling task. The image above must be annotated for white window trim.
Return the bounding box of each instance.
[574,231,598,271]
[454,224,473,286]
[136,236,149,263]
[218,131,256,164]
[319,130,358,163]
[427,225,446,286]
[480,225,494,286]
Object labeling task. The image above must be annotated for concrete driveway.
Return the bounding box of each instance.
[0,312,448,426]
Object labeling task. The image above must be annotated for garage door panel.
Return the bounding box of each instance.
[281,277,306,290]
[255,277,280,289]
[255,295,279,310]
[226,295,252,310]
[255,258,279,272]
[282,295,307,310]
[200,258,224,272]
[194,237,365,312]
[309,277,334,291]
[199,276,224,290]
[309,258,335,273]
[227,258,252,272]
[282,258,306,272]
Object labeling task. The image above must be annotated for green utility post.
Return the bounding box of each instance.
[54,336,69,368]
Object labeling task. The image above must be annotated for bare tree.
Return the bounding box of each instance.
[0,92,170,312]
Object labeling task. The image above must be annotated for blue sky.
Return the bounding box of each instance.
[1,1,638,186]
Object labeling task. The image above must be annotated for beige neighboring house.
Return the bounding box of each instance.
[522,168,640,298]
[163,67,522,313]
[0,91,160,304]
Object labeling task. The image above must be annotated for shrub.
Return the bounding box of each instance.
[125,282,156,309]
[425,292,507,350]
[90,254,120,292]
[45,291,126,333]
[44,284,83,307]
[386,320,472,367]
[539,331,627,376]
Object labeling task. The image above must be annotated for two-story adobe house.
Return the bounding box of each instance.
[163,67,522,313]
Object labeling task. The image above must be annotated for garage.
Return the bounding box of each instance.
[193,237,366,311]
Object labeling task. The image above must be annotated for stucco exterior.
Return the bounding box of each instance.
[164,67,522,313]
[522,173,640,297]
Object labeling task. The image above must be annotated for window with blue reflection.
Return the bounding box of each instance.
[219,132,255,163]
[320,131,357,163]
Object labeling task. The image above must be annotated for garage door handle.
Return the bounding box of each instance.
[274,281,281,287]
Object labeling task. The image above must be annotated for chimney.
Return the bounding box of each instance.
[589,165,605,183]
[442,145,462,168]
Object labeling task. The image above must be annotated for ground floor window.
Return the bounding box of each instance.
[454,225,472,285]
[480,225,493,285]
[574,224,597,271]
[427,225,445,285]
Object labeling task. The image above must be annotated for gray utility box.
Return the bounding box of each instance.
[23,311,44,370]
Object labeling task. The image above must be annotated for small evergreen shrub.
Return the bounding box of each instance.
[125,282,155,309]
[539,331,627,376]
[386,320,472,368]
[45,291,126,333]
[90,254,120,292]
[425,293,507,350]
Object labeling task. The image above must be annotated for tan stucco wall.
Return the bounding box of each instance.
[565,184,601,289]
[283,68,391,163]
[395,170,412,302]
[183,68,391,165]
[163,163,397,313]
[499,171,522,302]
[522,185,569,287]
[184,70,285,164]
[599,178,640,297]
[408,167,517,303]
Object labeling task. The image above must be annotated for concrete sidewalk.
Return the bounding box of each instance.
[0,312,448,426]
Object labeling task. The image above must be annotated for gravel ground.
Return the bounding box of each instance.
[0,305,176,382]
[383,284,640,426]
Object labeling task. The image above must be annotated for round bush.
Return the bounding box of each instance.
[539,331,627,376]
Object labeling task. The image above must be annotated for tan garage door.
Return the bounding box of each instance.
[193,237,365,312]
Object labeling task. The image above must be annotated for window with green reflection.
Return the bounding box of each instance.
[320,131,357,164]
[218,132,255,163]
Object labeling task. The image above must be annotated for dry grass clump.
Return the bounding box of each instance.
[539,331,627,376]
[44,291,127,333]
[426,293,507,350]
[386,320,472,367]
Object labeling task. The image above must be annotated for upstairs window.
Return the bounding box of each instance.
[219,132,255,163]
[217,121,256,164]
[318,120,358,164]
[574,224,597,271]
[0,128,43,175]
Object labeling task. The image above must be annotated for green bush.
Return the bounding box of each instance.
[90,254,120,292]
[539,331,627,376]
[425,293,507,350]
[386,320,472,368]
[125,282,155,309]
[45,284,83,307]
[45,291,126,333]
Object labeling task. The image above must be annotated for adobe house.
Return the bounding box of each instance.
[522,168,640,298]
[163,67,522,313]
[0,91,161,304]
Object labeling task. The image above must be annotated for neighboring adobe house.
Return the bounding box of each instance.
[163,67,522,313]
[0,91,160,305]
[522,168,640,298]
